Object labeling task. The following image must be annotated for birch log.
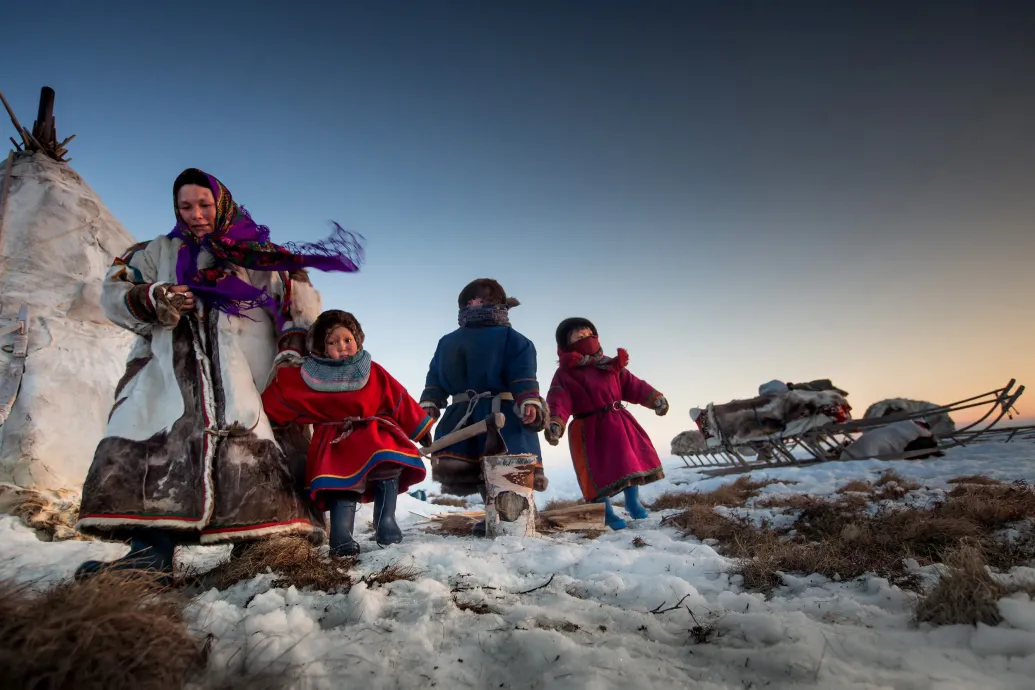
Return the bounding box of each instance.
[481,453,538,538]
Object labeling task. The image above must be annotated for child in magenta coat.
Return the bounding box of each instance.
[545,317,668,530]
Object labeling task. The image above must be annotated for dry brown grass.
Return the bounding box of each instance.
[871,470,921,500]
[0,570,205,690]
[947,475,1002,486]
[430,514,479,536]
[672,482,1035,594]
[360,562,423,588]
[430,496,469,507]
[834,470,921,501]
[754,494,826,511]
[836,479,873,494]
[0,485,89,542]
[912,543,1033,627]
[206,535,354,592]
[649,477,788,511]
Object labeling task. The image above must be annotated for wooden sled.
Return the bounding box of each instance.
[675,379,1026,477]
[0,304,30,426]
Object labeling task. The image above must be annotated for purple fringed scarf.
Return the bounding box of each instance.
[167,168,364,326]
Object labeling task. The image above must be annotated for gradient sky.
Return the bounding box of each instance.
[5,1,1034,465]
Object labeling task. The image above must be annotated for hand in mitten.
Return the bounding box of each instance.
[653,395,669,416]
[520,401,546,432]
[420,402,441,421]
[153,285,188,329]
[544,421,564,446]
[417,430,433,448]
[533,466,549,491]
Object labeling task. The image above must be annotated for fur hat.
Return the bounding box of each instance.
[307,310,365,355]
[555,317,598,351]
[458,278,520,310]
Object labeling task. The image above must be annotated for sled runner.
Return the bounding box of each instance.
[673,379,1026,476]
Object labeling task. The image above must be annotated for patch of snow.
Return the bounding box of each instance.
[3,443,1035,687]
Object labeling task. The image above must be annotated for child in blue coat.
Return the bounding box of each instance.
[420,279,548,534]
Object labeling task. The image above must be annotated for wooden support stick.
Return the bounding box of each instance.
[0,89,28,147]
[421,412,505,456]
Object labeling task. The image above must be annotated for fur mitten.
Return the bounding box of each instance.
[533,466,549,491]
[653,395,669,416]
[544,421,564,446]
[153,285,187,329]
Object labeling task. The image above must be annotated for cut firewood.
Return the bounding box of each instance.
[422,501,605,535]
[536,502,606,532]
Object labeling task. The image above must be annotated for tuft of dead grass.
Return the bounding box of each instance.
[0,485,90,542]
[0,570,205,690]
[835,470,921,501]
[914,544,1001,626]
[360,562,422,588]
[672,481,1035,596]
[649,476,787,511]
[947,475,1002,486]
[915,543,1035,627]
[632,536,650,548]
[207,535,354,592]
[431,514,479,536]
[430,496,468,508]
[836,479,873,494]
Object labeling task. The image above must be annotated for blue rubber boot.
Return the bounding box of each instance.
[598,497,627,531]
[623,485,649,520]
[327,493,361,557]
[74,529,175,584]
[372,478,403,546]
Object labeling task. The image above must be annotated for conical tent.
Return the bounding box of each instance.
[0,143,137,491]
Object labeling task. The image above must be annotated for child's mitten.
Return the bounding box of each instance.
[533,466,549,491]
[544,421,564,446]
[653,395,669,416]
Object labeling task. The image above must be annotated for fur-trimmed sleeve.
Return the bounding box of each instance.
[100,239,165,336]
[619,368,662,408]
[545,369,573,427]
[269,269,323,358]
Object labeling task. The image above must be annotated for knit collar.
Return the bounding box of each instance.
[301,349,373,392]
[458,304,511,328]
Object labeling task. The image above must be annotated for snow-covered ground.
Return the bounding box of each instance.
[3,440,1035,689]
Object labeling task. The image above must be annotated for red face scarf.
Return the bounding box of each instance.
[558,336,629,371]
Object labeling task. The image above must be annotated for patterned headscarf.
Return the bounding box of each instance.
[168,168,364,324]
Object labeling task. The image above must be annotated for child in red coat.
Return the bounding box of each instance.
[262,310,433,556]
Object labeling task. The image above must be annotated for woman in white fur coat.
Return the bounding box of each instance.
[74,168,364,582]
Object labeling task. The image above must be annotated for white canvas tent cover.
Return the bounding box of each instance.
[0,151,136,490]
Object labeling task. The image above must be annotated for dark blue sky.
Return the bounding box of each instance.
[5,1,1034,458]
